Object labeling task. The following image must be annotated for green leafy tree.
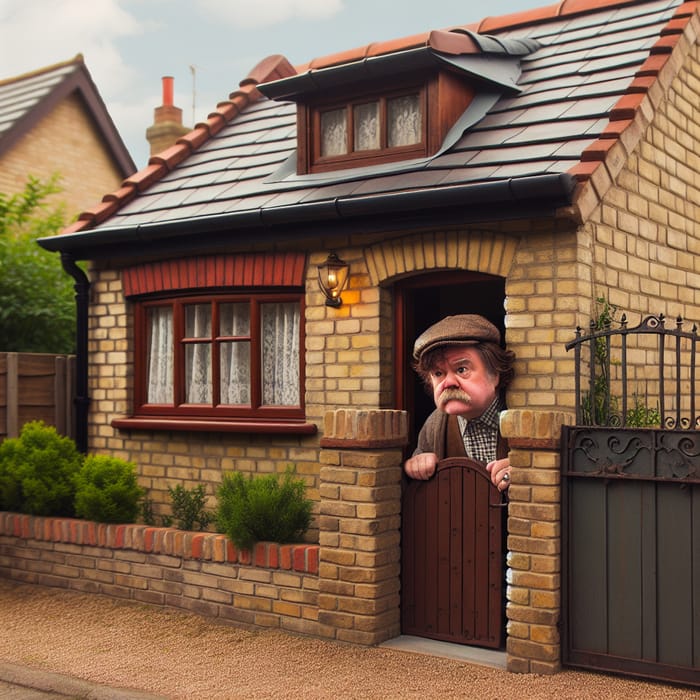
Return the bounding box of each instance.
[0,176,76,352]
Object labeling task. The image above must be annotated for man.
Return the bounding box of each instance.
[404,314,515,492]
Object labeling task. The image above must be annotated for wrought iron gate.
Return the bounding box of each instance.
[563,313,700,687]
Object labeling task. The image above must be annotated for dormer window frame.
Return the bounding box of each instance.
[296,70,474,175]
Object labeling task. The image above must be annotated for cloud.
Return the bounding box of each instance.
[0,0,144,92]
[195,0,344,29]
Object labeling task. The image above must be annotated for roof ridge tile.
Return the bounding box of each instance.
[0,54,83,88]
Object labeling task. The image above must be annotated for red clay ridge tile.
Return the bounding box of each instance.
[81,199,120,225]
[636,54,671,76]
[61,220,92,234]
[662,17,693,34]
[149,142,191,171]
[609,93,645,120]
[628,76,657,93]
[580,138,617,161]
[650,35,682,53]
[124,163,168,192]
[213,101,242,122]
[364,32,432,58]
[177,126,209,151]
[427,29,481,55]
[102,185,136,204]
[478,3,560,32]
[674,1,699,17]
[200,112,227,138]
[568,161,601,181]
[246,54,296,84]
[602,119,634,137]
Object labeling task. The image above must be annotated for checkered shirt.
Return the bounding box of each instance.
[457,398,503,463]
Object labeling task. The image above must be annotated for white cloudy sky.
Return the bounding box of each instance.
[0,0,538,168]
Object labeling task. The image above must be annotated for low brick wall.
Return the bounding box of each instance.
[0,512,320,636]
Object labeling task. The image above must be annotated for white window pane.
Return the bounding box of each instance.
[388,94,422,147]
[320,109,347,156]
[185,304,211,338]
[220,303,249,336]
[146,307,173,404]
[353,102,379,151]
[185,344,211,404]
[220,341,250,405]
[261,302,300,406]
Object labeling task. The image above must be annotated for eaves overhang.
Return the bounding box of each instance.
[38,173,577,260]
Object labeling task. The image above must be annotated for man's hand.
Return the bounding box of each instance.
[486,458,512,492]
[404,452,438,480]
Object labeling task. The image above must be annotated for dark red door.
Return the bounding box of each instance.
[401,457,505,648]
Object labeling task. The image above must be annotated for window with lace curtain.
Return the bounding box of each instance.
[307,87,426,173]
[133,293,304,423]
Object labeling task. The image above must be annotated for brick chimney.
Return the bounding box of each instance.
[146,76,190,156]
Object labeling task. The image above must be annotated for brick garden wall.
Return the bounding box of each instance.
[0,512,320,635]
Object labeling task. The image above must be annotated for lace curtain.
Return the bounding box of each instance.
[146,301,300,407]
[220,303,251,405]
[388,94,421,147]
[185,304,212,404]
[147,307,173,403]
[261,302,300,406]
[354,102,379,151]
[320,108,347,156]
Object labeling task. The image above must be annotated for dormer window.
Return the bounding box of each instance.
[312,88,426,171]
[296,71,477,174]
[257,29,539,177]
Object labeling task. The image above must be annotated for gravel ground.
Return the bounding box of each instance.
[0,579,697,700]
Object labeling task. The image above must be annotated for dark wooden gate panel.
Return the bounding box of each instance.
[401,457,504,648]
[562,426,700,687]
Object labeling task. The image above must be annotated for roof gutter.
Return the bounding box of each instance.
[38,173,577,258]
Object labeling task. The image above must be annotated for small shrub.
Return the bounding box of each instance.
[166,483,213,531]
[74,455,145,523]
[216,468,313,550]
[626,398,661,428]
[0,421,82,516]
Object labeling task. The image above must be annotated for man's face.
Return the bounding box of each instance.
[428,346,499,420]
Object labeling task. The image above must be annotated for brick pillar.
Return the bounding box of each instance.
[499,409,575,674]
[317,409,408,645]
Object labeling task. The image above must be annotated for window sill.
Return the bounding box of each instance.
[111,417,318,435]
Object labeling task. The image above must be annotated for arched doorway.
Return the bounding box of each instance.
[394,270,508,649]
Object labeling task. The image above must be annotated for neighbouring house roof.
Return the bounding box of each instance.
[0,55,135,178]
[40,0,698,259]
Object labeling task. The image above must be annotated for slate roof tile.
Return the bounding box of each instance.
[49,0,697,242]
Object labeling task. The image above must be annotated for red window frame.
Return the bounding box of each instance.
[132,292,305,423]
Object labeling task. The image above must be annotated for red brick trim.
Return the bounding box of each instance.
[0,513,318,575]
[121,251,307,297]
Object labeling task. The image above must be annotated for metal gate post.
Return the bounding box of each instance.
[499,409,575,674]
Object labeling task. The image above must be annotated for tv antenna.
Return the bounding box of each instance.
[189,65,197,126]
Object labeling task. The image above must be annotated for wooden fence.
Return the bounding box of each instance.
[0,353,75,442]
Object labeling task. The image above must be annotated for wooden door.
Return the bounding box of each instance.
[401,457,505,648]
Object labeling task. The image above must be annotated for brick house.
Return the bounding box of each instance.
[0,55,135,218]
[34,0,700,680]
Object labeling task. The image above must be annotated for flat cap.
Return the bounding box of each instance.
[413,314,501,361]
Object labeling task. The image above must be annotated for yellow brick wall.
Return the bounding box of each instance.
[0,93,126,220]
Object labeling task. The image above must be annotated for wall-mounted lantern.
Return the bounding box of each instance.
[317,251,349,307]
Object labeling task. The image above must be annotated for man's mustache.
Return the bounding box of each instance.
[438,388,472,408]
